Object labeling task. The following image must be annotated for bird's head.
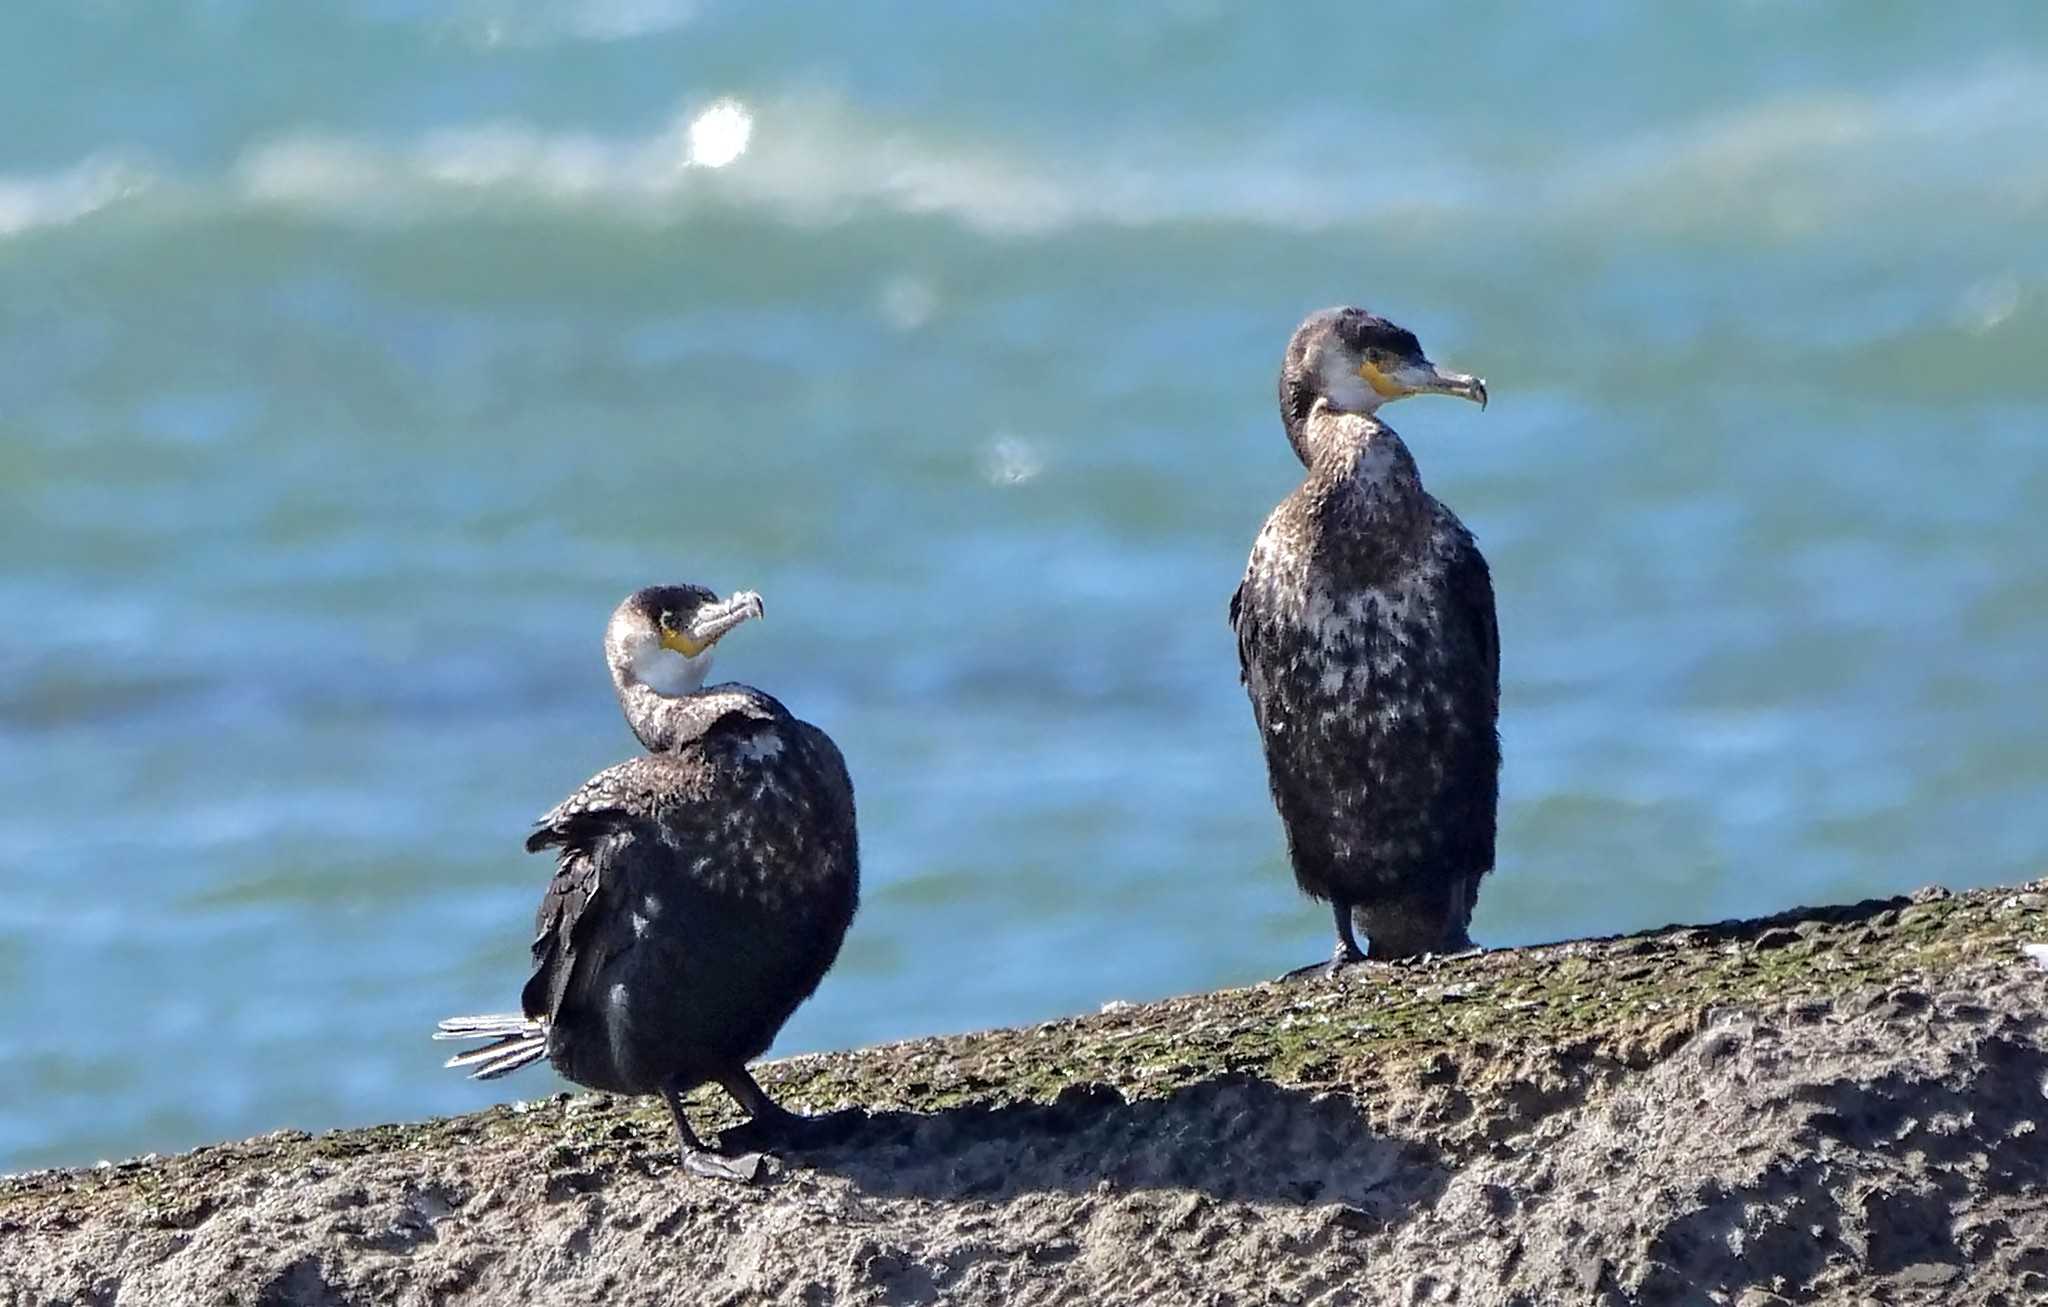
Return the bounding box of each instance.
[606,583,765,699]
[1280,306,1487,440]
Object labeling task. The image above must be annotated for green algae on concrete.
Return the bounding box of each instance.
[6,877,2041,1221]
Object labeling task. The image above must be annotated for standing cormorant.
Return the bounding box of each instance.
[1230,307,1498,972]
[436,584,859,1181]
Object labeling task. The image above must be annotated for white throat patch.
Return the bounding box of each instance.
[1318,356,1382,415]
[629,636,710,697]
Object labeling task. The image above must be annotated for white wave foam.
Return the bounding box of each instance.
[235,105,725,218]
[221,62,2043,238]
[1553,61,2048,235]
[1955,274,2023,336]
[22,60,2048,243]
[0,156,154,239]
[982,435,1044,487]
[224,92,1453,235]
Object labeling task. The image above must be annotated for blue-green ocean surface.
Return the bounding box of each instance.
[4,2,2046,1170]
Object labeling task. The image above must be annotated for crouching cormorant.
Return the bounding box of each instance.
[1230,307,1498,972]
[436,584,859,1181]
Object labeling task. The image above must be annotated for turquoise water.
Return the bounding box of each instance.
[4,3,2046,1170]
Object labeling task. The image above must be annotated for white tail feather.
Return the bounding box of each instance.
[434,1012,540,1040]
[434,1012,549,1080]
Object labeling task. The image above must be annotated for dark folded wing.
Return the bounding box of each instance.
[518,756,692,1024]
[1444,524,1500,699]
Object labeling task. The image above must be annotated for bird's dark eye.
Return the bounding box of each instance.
[1365,348,1386,367]
[658,609,676,631]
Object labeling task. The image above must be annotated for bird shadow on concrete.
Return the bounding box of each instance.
[718,1075,1448,1220]
[1641,890,1921,946]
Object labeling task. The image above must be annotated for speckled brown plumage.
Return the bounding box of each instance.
[1231,308,1499,965]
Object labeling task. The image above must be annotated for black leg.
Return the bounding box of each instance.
[1445,873,1481,953]
[1278,900,1369,981]
[660,1084,766,1183]
[1355,877,1480,959]
[718,1068,859,1150]
[719,1067,802,1131]
[1331,900,1367,969]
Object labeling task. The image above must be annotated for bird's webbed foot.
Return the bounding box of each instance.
[1276,941,1369,983]
[662,1084,771,1185]
[679,1147,768,1184]
[1439,930,1483,957]
[1276,904,1369,981]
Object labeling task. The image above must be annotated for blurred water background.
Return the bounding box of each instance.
[3,1,2046,1171]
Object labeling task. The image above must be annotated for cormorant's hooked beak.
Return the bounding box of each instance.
[1361,357,1489,410]
[661,590,765,657]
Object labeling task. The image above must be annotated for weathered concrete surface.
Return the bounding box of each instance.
[5,881,2046,1306]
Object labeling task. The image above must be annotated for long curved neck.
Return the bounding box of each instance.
[1281,372,1320,467]
[1282,372,1386,467]
[614,681,765,753]
[1299,402,1411,476]
[1300,404,1428,566]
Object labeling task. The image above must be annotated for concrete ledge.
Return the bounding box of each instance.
[5,881,2046,1305]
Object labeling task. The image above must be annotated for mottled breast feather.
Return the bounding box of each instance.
[1231,423,1500,950]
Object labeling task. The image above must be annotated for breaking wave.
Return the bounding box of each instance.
[0,155,156,238]
[7,60,2045,244]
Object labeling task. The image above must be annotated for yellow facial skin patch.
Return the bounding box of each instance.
[659,628,711,658]
[1359,357,1407,399]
